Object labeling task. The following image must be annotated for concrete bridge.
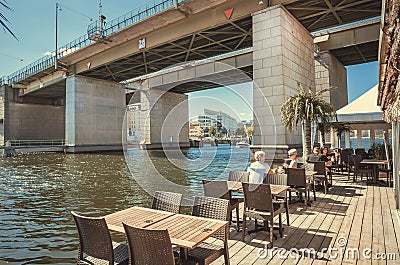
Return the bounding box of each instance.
[0,0,382,152]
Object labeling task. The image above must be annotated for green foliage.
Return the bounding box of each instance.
[0,1,17,40]
[371,143,392,160]
[245,124,254,137]
[236,125,245,136]
[281,83,336,131]
[208,126,216,136]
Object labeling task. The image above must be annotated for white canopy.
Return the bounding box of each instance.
[336,84,383,122]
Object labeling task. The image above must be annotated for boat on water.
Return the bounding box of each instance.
[237,141,250,148]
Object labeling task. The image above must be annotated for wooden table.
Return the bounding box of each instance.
[105,206,229,258]
[360,159,389,183]
[226,181,289,195]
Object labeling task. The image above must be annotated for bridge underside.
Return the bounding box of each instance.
[81,17,253,82]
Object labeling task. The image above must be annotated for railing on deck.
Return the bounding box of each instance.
[7,139,66,147]
[0,0,186,86]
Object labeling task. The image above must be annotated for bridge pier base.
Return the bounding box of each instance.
[0,85,65,146]
[139,89,189,150]
[65,75,125,153]
[252,5,315,159]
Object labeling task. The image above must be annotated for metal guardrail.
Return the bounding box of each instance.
[7,139,66,146]
[0,0,185,86]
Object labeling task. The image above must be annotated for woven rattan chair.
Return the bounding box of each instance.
[227,171,249,211]
[241,183,284,248]
[287,168,314,206]
[228,171,250,182]
[152,191,183,214]
[202,180,240,231]
[188,196,230,265]
[71,211,128,265]
[351,154,373,182]
[123,223,176,265]
[378,160,393,187]
[264,174,290,225]
[307,161,328,194]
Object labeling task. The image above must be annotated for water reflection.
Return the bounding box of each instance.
[0,145,249,264]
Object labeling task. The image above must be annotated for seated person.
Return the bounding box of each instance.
[283,149,299,168]
[247,151,271,183]
[307,146,321,162]
[320,147,332,165]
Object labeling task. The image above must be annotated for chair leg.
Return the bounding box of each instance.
[285,201,290,226]
[241,214,246,241]
[235,207,240,231]
[278,213,283,238]
[324,180,327,194]
[313,184,316,201]
[223,228,230,265]
[269,221,274,248]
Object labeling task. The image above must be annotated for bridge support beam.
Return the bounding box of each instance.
[315,51,348,110]
[140,89,189,150]
[65,75,125,152]
[0,85,65,146]
[252,5,315,158]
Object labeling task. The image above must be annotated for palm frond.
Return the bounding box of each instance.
[0,0,18,40]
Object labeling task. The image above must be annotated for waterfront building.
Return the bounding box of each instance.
[203,109,238,136]
[126,103,141,143]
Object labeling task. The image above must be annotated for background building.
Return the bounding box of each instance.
[126,103,141,143]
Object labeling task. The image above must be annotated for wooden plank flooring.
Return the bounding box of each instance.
[210,174,400,265]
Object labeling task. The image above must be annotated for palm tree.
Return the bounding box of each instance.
[281,83,336,157]
[331,122,350,148]
[0,1,17,40]
[317,122,332,147]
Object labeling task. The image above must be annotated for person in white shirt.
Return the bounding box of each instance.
[247,151,270,183]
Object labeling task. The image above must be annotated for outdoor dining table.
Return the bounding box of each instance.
[104,206,229,260]
[226,180,290,195]
[360,159,389,183]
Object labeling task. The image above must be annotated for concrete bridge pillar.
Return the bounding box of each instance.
[0,85,65,146]
[315,51,348,110]
[140,89,189,149]
[252,5,315,157]
[65,75,125,152]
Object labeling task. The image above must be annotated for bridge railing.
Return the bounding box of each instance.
[0,0,186,86]
[7,139,66,147]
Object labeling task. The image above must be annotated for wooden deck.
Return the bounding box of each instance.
[210,174,400,265]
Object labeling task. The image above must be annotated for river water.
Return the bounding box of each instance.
[0,145,249,264]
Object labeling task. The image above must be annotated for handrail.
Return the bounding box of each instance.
[0,0,185,86]
[6,139,66,146]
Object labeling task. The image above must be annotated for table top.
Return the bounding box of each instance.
[361,159,389,165]
[105,206,228,249]
[104,206,174,233]
[146,213,228,249]
[226,181,289,194]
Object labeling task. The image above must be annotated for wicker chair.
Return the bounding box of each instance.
[228,171,250,182]
[123,223,176,265]
[351,154,373,182]
[152,191,183,214]
[307,161,328,194]
[341,148,354,174]
[202,180,240,231]
[241,183,284,248]
[188,196,230,265]
[287,168,314,206]
[264,174,290,225]
[227,171,249,213]
[378,160,393,187]
[71,211,128,265]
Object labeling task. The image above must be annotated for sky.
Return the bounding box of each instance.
[0,0,379,121]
